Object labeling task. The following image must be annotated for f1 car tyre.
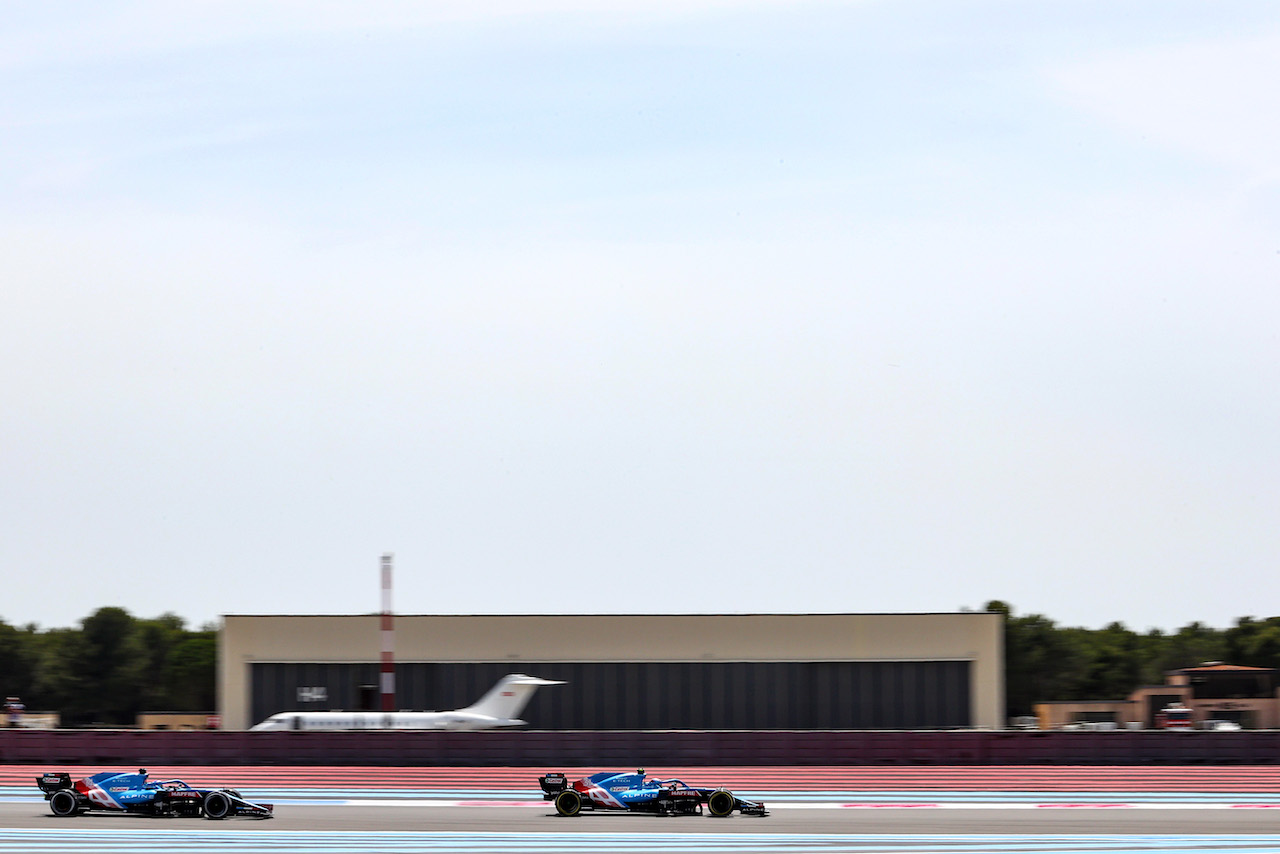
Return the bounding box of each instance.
[707,789,735,817]
[49,789,80,817]
[203,791,233,820]
[554,788,583,817]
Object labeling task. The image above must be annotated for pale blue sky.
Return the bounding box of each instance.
[3,1,1278,631]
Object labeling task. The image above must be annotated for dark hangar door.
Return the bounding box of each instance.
[250,662,382,725]
[251,660,971,729]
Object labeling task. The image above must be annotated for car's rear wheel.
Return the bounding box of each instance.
[707,789,735,817]
[203,791,233,820]
[49,790,80,817]
[554,789,582,817]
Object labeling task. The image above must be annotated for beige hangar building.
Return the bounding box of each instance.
[219,612,1004,731]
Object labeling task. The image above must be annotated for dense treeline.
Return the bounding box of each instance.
[988,601,1280,718]
[0,607,216,726]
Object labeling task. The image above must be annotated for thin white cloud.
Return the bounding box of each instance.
[1050,29,1280,175]
[0,0,803,70]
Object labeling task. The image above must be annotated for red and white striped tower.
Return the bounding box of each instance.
[380,553,395,712]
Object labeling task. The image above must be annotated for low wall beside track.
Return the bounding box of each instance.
[4,729,1280,766]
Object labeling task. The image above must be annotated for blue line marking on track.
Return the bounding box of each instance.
[6,832,1280,854]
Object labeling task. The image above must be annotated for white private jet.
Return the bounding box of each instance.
[249,673,564,731]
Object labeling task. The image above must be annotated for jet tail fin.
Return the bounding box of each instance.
[461,674,564,723]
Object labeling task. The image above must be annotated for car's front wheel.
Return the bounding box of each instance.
[707,789,735,817]
[203,791,233,820]
[554,789,583,817]
[49,790,80,817]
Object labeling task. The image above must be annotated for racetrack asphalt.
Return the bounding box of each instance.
[6,800,1280,833]
[6,767,1280,852]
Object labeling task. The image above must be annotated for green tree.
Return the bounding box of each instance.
[1067,621,1144,700]
[1160,621,1227,673]
[30,628,86,720]
[1241,624,1280,670]
[135,613,188,711]
[1226,617,1280,669]
[0,619,36,700]
[167,633,217,711]
[74,607,146,725]
[19,610,217,723]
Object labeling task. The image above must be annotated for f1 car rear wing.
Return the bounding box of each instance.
[37,773,72,796]
[538,773,568,799]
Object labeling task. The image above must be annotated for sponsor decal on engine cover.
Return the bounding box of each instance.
[585,786,625,808]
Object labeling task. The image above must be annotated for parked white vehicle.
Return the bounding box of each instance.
[1203,719,1242,731]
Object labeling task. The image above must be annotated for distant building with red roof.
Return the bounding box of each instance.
[1035,663,1279,730]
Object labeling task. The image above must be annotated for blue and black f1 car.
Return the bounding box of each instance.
[539,769,768,817]
[37,769,273,819]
